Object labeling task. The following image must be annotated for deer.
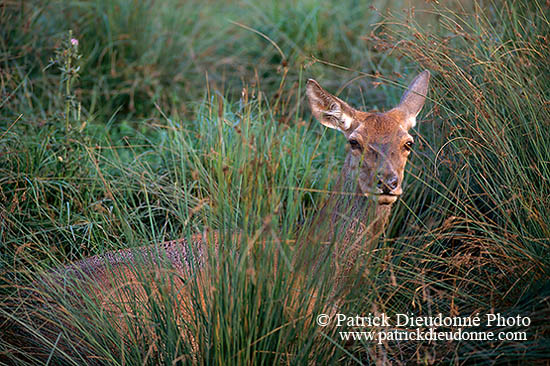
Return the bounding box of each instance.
[22,70,430,362]
[305,70,430,272]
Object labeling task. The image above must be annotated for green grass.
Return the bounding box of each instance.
[1,0,549,364]
[1,0,409,120]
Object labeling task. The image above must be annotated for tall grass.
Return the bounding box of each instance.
[366,0,550,362]
[1,0,549,365]
[1,0,404,121]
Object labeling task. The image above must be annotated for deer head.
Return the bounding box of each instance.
[306,71,430,205]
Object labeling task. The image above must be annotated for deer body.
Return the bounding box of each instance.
[39,71,430,355]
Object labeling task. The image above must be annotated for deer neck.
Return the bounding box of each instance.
[297,153,394,277]
[327,153,393,242]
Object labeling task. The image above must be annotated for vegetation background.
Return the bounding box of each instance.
[1,0,549,364]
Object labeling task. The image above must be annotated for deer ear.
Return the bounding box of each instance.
[396,70,430,130]
[306,79,355,132]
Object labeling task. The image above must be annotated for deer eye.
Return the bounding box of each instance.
[404,141,414,151]
[349,139,362,151]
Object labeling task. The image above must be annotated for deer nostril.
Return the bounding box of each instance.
[388,176,398,190]
[378,176,398,193]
